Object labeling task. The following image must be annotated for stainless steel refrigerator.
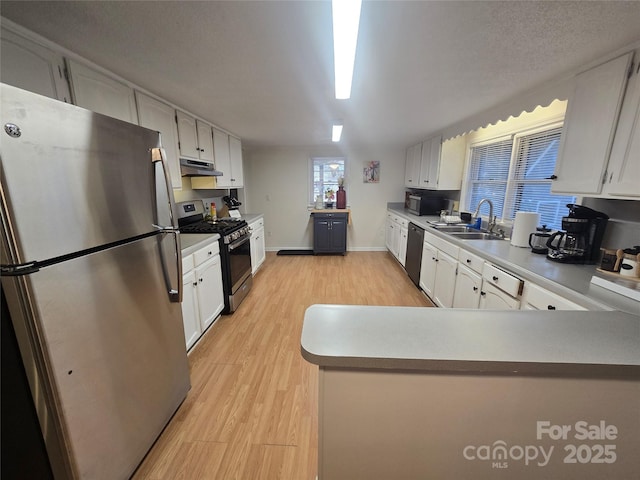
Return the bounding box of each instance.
[0,84,190,479]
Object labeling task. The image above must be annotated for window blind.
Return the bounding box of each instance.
[466,139,513,219]
[506,126,575,229]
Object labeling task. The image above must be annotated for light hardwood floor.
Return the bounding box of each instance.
[133,251,433,480]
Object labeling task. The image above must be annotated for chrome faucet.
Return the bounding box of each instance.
[473,198,497,233]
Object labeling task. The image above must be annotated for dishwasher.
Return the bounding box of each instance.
[406,222,424,287]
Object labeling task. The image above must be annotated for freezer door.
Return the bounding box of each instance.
[0,84,178,264]
[4,234,190,479]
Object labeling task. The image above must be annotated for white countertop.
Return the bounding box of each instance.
[387,205,640,314]
[179,233,220,257]
[301,304,640,376]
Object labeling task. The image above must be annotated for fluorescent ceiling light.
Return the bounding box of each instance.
[332,124,343,142]
[332,0,362,99]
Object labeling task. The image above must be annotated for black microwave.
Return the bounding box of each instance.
[406,194,445,216]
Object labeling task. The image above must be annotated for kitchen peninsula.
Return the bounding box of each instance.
[301,304,640,480]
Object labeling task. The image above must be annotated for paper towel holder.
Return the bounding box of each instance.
[511,211,540,248]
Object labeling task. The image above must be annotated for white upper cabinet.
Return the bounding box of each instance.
[228,136,244,187]
[552,52,634,195]
[176,110,200,159]
[404,143,422,188]
[196,120,215,163]
[176,111,215,165]
[604,54,640,197]
[213,129,244,188]
[135,92,182,189]
[405,135,465,190]
[419,135,442,188]
[212,127,231,183]
[1,27,71,102]
[67,59,138,124]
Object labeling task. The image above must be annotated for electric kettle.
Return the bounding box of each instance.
[528,225,554,254]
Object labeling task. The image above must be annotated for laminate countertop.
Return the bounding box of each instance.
[387,205,640,314]
[301,304,640,377]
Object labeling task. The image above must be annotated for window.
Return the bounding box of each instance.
[309,157,345,204]
[465,124,575,230]
[466,138,513,220]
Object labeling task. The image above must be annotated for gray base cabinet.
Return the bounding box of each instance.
[313,212,347,254]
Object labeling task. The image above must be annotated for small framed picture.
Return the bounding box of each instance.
[363,161,380,183]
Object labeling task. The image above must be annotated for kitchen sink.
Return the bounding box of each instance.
[448,232,505,241]
[433,225,475,232]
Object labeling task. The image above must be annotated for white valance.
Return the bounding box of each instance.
[441,76,573,141]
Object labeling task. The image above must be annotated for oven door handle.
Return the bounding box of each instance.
[228,234,251,251]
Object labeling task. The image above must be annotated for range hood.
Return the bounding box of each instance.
[180,157,223,176]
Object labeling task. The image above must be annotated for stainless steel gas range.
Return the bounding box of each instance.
[177,200,252,313]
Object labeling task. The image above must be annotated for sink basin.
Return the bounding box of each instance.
[433,225,474,232]
[448,232,506,241]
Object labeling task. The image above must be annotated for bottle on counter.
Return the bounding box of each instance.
[210,202,217,220]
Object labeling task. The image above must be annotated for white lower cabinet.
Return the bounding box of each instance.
[249,217,266,274]
[398,225,408,268]
[452,263,482,308]
[521,282,587,311]
[181,269,200,349]
[479,281,521,310]
[419,242,438,298]
[420,241,458,308]
[181,239,225,350]
[196,254,225,331]
[479,263,523,310]
[386,211,408,265]
[432,250,457,308]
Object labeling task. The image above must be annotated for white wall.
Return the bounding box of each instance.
[244,145,406,251]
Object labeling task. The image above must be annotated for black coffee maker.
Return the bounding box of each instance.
[546,204,609,264]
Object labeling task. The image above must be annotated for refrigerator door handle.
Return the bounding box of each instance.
[151,147,179,229]
[151,147,182,303]
[164,229,182,303]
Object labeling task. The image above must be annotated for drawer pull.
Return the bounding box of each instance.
[492,275,499,281]
[466,259,471,263]
[547,305,556,310]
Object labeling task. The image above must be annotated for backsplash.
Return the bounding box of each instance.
[582,198,640,250]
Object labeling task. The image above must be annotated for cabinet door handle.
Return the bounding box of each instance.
[480,291,486,296]
[546,175,557,180]
[473,286,478,291]
[492,275,499,281]
[466,259,471,263]
[193,282,198,287]
[547,305,556,310]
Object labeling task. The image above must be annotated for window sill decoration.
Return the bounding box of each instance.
[325,188,335,208]
[363,161,380,183]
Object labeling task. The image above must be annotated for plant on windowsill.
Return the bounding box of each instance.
[325,188,335,209]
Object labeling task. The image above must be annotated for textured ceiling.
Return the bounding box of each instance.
[2,1,640,149]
